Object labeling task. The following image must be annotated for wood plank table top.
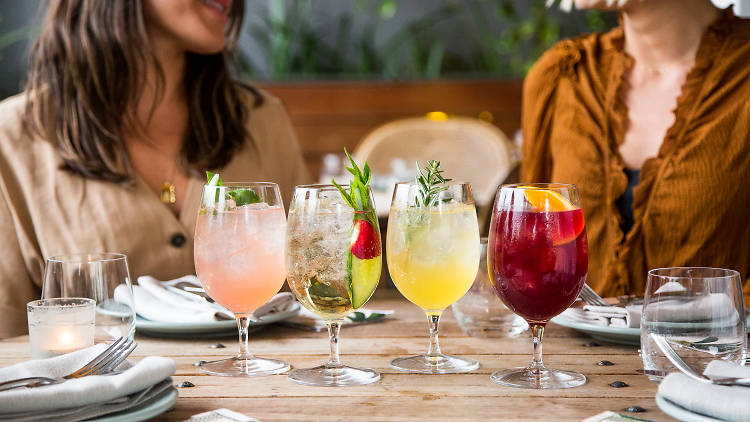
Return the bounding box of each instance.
[0,291,671,421]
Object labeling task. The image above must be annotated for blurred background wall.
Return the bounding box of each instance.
[0,0,615,178]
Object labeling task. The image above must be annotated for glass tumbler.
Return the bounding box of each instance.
[42,253,135,342]
[641,267,747,381]
[452,238,528,337]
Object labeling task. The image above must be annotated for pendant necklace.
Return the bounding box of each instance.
[160,162,177,204]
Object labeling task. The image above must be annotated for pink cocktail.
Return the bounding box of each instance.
[195,205,286,314]
[193,181,290,377]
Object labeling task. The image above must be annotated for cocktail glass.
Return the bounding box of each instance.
[488,183,588,389]
[386,182,480,373]
[194,182,290,376]
[285,185,382,386]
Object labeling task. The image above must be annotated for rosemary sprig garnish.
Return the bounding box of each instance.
[415,160,452,207]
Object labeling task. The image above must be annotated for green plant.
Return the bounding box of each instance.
[0,13,35,62]
[237,0,617,81]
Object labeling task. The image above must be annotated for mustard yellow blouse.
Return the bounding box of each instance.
[521,13,750,305]
[0,91,310,337]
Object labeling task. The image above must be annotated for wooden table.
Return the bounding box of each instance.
[0,291,671,421]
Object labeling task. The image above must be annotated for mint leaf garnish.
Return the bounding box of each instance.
[228,189,261,207]
[205,172,261,207]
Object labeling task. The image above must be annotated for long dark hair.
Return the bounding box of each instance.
[23,0,259,183]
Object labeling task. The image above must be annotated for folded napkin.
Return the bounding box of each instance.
[560,293,736,328]
[658,360,750,422]
[281,307,394,332]
[115,275,295,323]
[561,304,642,328]
[0,344,175,418]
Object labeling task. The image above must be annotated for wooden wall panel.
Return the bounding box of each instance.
[257,81,523,180]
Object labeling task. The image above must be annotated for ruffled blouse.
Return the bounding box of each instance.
[521,11,750,305]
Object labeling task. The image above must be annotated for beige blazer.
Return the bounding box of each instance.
[0,91,310,338]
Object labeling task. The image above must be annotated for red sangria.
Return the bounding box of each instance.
[489,207,587,323]
[487,184,588,389]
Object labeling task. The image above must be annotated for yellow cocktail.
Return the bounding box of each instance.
[386,166,480,374]
[387,204,479,312]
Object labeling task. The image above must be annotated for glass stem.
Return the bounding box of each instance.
[236,315,253,360]
[530,324,545,372]
[426,312,443,361]
[326,320,343,368]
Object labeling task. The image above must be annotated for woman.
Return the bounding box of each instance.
[522,0,750,303]
[0,0,310,337]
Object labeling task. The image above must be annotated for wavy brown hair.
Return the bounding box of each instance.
[23,0,260,183]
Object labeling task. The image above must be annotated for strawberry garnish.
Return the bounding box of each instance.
[351,219,381,260]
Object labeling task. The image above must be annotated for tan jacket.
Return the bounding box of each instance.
[0,91,310,338]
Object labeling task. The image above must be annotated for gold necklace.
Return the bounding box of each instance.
[160,181,176,204]
[160,160,177,204]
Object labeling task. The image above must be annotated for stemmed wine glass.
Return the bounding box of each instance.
[386,181,480,373]
[285,184,382,386]
[488,183,588,388]
[193,182,289,376]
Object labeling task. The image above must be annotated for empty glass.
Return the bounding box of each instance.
[42,253,135,342]
[452,238,528,338]
[641,267,747,381]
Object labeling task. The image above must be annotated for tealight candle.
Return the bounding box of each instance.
[27,298,96,359]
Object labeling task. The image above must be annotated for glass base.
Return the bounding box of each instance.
[197,356,290,377]
[287,365,380,387]
[490,365,586,389]
[390,354,479,374]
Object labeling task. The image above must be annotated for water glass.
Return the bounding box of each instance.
[42,253,135,342]
[641,267,747,381]
[452,238,528,337]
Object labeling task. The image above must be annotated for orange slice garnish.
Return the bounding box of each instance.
[522,188,576,212]
[521,187,584,244]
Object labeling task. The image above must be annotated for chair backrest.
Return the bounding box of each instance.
[353,116,517,206]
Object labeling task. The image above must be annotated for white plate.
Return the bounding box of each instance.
[551,314,750,347]
[93,387,178,422]
[550,316,640,346]
[655,394,724,422]
[136,303,300,337]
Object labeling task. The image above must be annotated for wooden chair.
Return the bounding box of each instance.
[353,116,518,235]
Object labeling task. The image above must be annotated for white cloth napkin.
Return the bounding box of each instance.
[115,275,295,323]
[560,304,642,328]
[658,360,750,422]
[281,308,394,332]
[560,293,736,328]
[0,344,175,414]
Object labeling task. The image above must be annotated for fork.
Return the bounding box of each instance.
[579,283,610,307]
[0,336,136,392]
[650,334,750,387]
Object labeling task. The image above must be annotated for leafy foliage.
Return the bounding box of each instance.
[237,0,617,81]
